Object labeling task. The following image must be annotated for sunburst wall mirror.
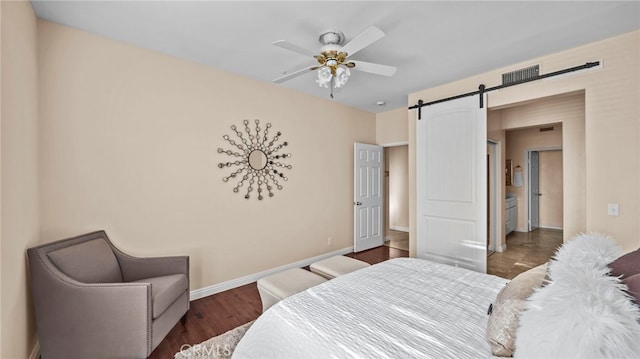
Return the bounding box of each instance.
[218,119,292,200]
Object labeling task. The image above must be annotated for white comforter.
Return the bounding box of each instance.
[233,258,507,359]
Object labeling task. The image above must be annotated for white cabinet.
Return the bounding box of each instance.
[505,197,517,235]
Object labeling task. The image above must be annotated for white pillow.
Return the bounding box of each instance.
[487,264,548,356]
[514,233,640,358]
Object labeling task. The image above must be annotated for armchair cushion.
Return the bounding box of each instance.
[133,274,188,319]
[47,238,123,283]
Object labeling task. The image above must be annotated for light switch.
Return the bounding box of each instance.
[607,203,619,216]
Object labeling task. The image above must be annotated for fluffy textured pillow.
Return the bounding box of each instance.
[610,248,640,279]
[515,233,640,358]
[487,264,547,357]
[623,273,640,305]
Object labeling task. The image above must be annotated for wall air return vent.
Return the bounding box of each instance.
[502,65,540,85]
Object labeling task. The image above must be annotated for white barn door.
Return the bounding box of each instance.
[354,143,384,252]
[416,95,487,273]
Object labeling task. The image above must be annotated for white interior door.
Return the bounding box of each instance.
[354,143,384,252]
[528,150,540,231]
[416,95,487,273]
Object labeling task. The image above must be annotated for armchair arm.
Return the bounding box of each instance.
[28,249,154,358]
[113,250,189,282]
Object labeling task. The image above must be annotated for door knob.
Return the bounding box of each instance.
[354,201,362,206]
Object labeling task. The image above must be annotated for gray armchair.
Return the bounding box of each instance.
[27,230,189,358]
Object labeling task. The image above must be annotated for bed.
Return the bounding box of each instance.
[233,258,506,358]
[233,234,640,358]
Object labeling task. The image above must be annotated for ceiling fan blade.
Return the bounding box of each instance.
[273,66,317,83]
[272,40,316,58]
[340,26,385,57]
[350,60,397,77]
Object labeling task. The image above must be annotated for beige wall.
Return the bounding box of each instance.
[387,145,409,230]
[409,30,640,254]
[1,1,40,357]
[539,150,563,229]
[505,124,564,231]
[376,107,408,144]
[37,21,376,292]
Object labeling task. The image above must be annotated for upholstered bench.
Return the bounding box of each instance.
[310,255,370,280]
[257,268,327,312]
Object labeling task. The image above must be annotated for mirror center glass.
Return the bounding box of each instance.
[248,150,268,170]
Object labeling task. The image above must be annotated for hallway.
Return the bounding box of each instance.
[487,228,563,279]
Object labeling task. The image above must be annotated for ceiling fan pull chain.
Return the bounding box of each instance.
[330,77,335,98]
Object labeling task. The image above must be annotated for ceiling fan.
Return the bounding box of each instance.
[272,26,397,98]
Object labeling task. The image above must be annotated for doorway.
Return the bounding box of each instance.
[485,90,585,278]
[504,124,564,235]
[383,144,409,252]
[487,120,570,278]
[527,148,563,232]
[488,127,565,279]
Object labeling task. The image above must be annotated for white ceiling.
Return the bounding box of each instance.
[31,1,640,113]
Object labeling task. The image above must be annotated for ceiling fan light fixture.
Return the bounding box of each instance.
[316,66,332,88]
[326,58,338,67]
[334,66,350,88]
[316,64,350,90]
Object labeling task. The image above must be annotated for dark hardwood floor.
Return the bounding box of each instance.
[149,245,409,358]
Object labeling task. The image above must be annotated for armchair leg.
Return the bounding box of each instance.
[181,313,188,325]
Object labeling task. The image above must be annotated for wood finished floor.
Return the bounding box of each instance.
[487,228,563,279]
[148,245,409,358]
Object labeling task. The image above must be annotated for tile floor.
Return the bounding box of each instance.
[487,228,563,279]
[384,229,409,251]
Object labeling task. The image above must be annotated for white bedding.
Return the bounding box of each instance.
[233,258,507,359]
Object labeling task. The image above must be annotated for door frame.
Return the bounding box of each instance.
[525,146,562,232]
[487,140,500,253]
[379,141,409,242]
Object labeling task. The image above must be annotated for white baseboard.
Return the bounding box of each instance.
[495,243,506,252]
[190,246,353,301]
[514,226,563,233]
[29,339,39,359]
[539,225,563,231]
[389,226,409,232]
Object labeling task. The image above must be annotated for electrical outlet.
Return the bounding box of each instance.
[607,203,619,216]
[327,236,333,246]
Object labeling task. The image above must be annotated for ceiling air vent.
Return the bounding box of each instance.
[502,65,540,85]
